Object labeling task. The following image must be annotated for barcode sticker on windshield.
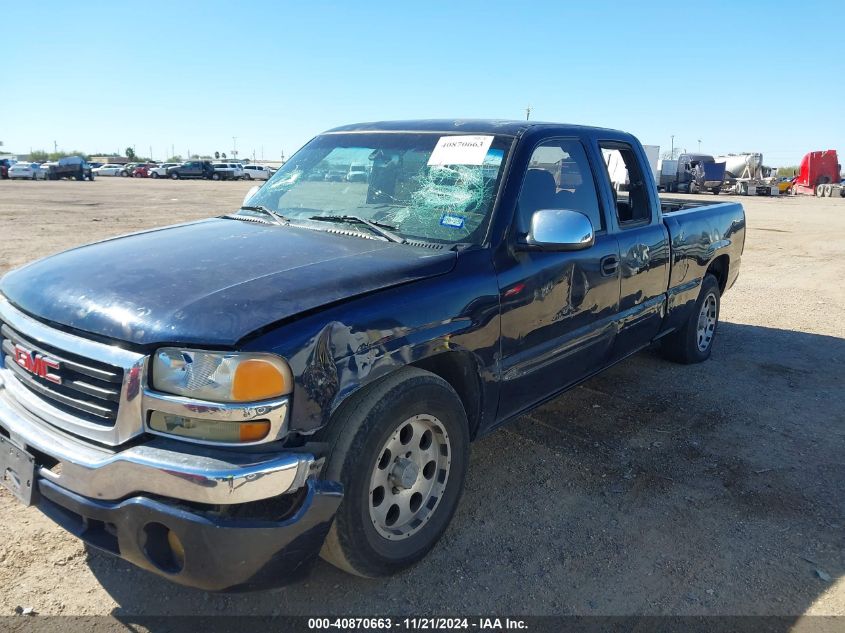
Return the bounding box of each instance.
[427,135,495,166]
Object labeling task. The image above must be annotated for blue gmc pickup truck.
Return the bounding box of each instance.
[0,120,745,591]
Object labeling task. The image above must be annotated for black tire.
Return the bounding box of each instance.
[660,274,720,364]
[211,172,221,181]
[711,187,720,195]
[319,367,470,577]
[243,173,251,180]
[120,170,128,177]
[151,172,160,179]
[170,172,179,180]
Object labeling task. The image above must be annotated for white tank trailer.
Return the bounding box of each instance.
[716,152,778,196]
[716,153,764,179]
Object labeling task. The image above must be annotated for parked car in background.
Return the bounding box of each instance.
[94,164,126,176]
[132,163,158,178]
[242,164,273,180]
[213,163,244,179]
[7,162,47,180]
[776,177,793,194]
[121,163,139,177]
[324,169,345,181]
[0,158,14,179]
[167,160,232,180]
[88,162,104,169]
[147,163,179,179]
[47,156,94,181]
[346,164,368,182]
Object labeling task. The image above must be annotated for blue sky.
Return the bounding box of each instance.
[2,0,842,166]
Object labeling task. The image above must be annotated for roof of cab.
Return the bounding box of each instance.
[324,119,623,137]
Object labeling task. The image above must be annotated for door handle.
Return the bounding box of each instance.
[600,255,619,276]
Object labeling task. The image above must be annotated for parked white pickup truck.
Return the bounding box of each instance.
[147,163,180,179]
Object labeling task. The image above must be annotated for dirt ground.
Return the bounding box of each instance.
[0,178,842,618]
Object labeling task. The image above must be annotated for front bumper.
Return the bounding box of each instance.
[38,476,342,591]
[0,370,343,590]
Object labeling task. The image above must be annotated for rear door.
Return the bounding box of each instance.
[598,141,670,360]
[495,138,621,420]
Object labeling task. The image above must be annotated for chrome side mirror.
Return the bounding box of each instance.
[523,209,594,251]
[242,185,260,206]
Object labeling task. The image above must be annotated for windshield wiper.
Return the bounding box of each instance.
[309,215,405,243]
[238,205,288,225]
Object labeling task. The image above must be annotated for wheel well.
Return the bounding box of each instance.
[410,352,483,439]
[707,254,729,294]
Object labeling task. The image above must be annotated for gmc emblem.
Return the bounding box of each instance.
[13,344,62,385]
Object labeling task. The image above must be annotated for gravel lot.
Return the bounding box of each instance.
[0,178,842,617]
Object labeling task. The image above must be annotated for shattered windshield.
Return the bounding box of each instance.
[242,132,512,245]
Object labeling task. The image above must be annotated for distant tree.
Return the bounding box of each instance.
[166,155,183,162]
[190,154,200,159]
[125,147,136,160]
[221,152,227,159]
[214,151,220,159]
[30,149,90,161]
[777,166,799,177]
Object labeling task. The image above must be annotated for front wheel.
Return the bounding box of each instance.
[211,172,221,181]
[170,172,179,180]
[320,367,470,577]
[660,274,720,364]
[151,172,159,179]
[243,173,251,180]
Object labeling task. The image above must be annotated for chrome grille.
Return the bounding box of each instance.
[0,297,147,446]
[1,323,123,426]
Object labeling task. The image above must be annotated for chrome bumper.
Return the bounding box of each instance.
[0,375,315,505]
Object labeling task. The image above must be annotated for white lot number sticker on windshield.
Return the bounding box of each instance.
[427,135,495,166]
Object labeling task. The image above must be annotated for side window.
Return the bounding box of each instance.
[600,143,651,226]
[516,140,603,234]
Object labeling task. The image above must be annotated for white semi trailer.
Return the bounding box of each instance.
[716,152,778,196]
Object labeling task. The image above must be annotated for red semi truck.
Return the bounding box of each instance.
[791,150,844,197]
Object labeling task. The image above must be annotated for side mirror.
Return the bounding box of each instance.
[242,185,260,206]
[521,209,594,251]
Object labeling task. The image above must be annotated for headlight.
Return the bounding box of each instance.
[152,348,292,403]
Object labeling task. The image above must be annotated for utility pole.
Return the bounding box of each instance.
[53,140,58,153]
[525,105,532,121]
[232,136,238,159]
[670,135,675,159]
[171,144,175,159]
[150,146,153,161]
[280,150,285,163]
[697,139,701,152]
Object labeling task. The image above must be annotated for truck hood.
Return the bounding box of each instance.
[0,218,456,347]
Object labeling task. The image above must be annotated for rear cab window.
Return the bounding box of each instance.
[599,142,654,227]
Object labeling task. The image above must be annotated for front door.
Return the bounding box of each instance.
[495,139,621,421]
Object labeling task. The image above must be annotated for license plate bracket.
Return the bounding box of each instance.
[0,436,36,506]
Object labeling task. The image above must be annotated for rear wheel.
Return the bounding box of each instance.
[711,187,720,195]
[243,173,252,180]
[211,172,221,181]
[660,274,720,364]
[823,184,833,197]
[170,172,179,180]
[151,172,160,179]
[320,367,470,577]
